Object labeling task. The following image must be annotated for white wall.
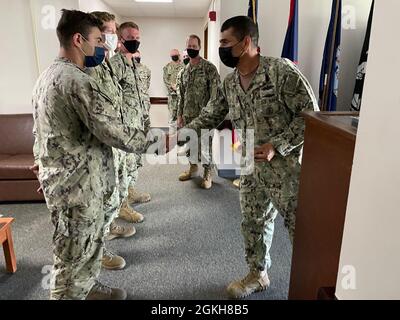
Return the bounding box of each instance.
[208,0,373,111]
[29,0,120,73]
[30,0,80,74]
[0,0,373,114]
[79,0,122,23]
[335,0,400,300]
[0,0,124,114]
[121,17,204,98]
[0,0,83,114]
[0,0,39,114]
[205,0,222,72]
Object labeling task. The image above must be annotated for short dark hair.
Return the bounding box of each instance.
[56,9,103,48]
[221,16,259,47]
[119,21,140,35]
[91,11,116,31]
[188,34,201,48]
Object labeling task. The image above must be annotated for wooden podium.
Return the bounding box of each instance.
[288,112,359,300]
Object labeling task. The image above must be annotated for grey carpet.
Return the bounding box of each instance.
[0,163,292,300]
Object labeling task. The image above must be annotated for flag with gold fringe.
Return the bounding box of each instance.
[248,0,258,24]
[282,0,299,64]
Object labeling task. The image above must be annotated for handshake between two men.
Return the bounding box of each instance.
[162,129,277,164]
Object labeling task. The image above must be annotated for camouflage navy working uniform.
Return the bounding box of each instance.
[185,56,319,271]
[163,61,184,123]
[177,58,221,168]
[110,53,151,189]
[85,60,127,232]
[136,61,151,95]
[132,60,151,174]
[32,57,148,300]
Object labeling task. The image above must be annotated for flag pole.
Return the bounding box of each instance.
[322,0,340,111]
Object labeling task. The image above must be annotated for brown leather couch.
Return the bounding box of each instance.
[0,114,44,202]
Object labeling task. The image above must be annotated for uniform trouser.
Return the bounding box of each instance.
[184,123,213,171]
[104,149,128,236]
[168,94,179,131]
[104,189,120,236]
[187,150,213,171]
[191,161,212,171]
[126,153,141,190]
[239,161,300,272]
[117,151,129,203]
[50,201,106,300]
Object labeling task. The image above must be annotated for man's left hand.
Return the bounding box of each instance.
[254,143,276,163]
[29,164,43,194]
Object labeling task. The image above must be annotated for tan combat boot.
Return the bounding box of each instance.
[227,270,270,299]
[128,187,151,204]
[200,167,213,190]
[233,179,241,189]
[105,221,136,241]
[119,201,144,224]
[179,164,199,181]
[86,281,127,300]
[102,249,126,270]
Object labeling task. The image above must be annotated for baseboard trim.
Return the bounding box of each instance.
[217,169,240,179]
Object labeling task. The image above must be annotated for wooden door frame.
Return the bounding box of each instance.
[204,25,209,59]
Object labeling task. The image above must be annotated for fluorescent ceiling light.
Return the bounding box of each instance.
[135,0,173,3]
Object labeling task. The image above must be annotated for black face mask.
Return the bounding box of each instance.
[219,40,245,68]
[122,39,140,54]
[187,48,199,59]
[135,57,141,64]
[171,55,180,62]
[183,58,190,65]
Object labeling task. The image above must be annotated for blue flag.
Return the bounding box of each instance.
[319,0,342,111]
[282,0,299,64]
[248,0,258,24]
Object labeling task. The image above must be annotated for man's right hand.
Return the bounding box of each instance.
[177,116,184,129]
[29,164,43,194]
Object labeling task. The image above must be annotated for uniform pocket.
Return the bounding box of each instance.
[53,210,97,264]
[92,88,119,116]
[256,100,281,118]
[256,85,280,117]
[283,73,300,96]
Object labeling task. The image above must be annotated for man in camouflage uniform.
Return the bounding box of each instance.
[180,16,319,299]
[177,35,221,190]
[131,49,152,186]
[86,11,136,272]
[163,49,184,131]
[32,10,149,300]
[133,50,152,94]
[110,22,152,224]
